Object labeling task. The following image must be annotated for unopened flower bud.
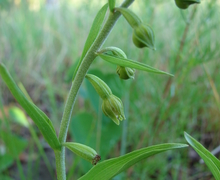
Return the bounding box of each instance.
[174,0,200,9]
[98,46,127,59]
[86,74,126,125]
[116,66,135,80]
[102,94,125,125]
[85,74,112,99]
[63,142,101,165]
[132,24,155,50]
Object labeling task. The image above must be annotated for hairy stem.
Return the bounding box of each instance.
[55,0,134,179]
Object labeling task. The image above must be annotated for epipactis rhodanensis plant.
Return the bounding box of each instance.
[3,1,218,180]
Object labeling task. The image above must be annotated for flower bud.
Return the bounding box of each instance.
[102,94,126,125]
[115,7,141,28]
[86,74,126,125]
[63,142,101,165]
[132,24,155,50]
[116,66,135,80]
[174,0,200,9]
[85,74,112,100]
[98,46,127,59]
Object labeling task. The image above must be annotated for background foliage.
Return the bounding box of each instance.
[0,0,220,179]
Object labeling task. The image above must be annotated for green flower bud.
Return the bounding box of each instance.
[85,74,112,99]
[86,74,126,125]
[132,24,155,50]
[98,46,127,59]
[63,142,101,165]
[174,0,200,9]
[116,66,135,80]
[115,7,141,28]
[102,94,125,125]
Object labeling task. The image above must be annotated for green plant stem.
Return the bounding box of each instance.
[55,0,134,179]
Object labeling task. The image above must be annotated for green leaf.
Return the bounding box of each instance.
[0,63,61,151]
[0,154,14,172]
[79,143,188,180]
[72,3,108,80]
[0,131,27,158]
[114,7,141,28]
[81,3,108,60]
[184,132,220,179]
[108,0,116,12]
[97,53,173,76]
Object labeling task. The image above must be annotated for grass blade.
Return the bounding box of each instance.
[0,63,61,151]
[79,143,188,180]
[184,132,220,179]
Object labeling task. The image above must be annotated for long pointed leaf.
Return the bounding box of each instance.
[98,53,173,76]
[184,132,220,179]
[79,143,188,180]
[72,3,108,80]
[0,63,61,151]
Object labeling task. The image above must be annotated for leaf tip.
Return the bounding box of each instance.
[184,131,189,138]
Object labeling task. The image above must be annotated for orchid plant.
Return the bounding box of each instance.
[1,0,220,179]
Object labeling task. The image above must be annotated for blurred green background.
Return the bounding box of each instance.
[0,0,220,179]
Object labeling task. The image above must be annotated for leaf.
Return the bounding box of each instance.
[108,0,116,12]
[0,63,61,151]
[0,154,14,172]
[0,131,27,158]
[72,3,108,80]
[79,143,188,180]
[184,132,220,179]
[81,3,108,61]
[114,7,141,28]
[97,53,173,76]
